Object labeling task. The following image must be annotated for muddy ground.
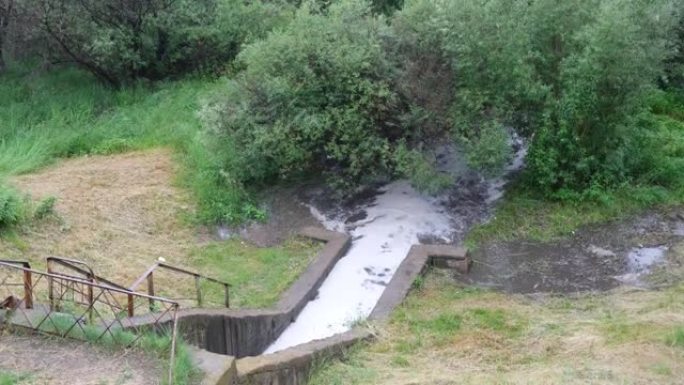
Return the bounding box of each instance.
[459,210,684,293]
[0,333,164,385]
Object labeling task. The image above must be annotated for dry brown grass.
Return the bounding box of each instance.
[1,149,197,282]
[0,149,319,306]
[312,270,684,385]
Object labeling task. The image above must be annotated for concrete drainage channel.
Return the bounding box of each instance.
[175,227,469,385]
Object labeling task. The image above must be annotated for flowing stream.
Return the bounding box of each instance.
[264,138,528,353]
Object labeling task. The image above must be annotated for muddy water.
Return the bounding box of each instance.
[461,212,684,293]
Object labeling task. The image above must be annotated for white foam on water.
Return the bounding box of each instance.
[264,180,452,353]
[614,246,668,285]
[265,135,528,354]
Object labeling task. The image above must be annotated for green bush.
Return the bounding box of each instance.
[204,0,428,190]
[525,0,678,196]
[0,184,22,228]
[395,0,680,197]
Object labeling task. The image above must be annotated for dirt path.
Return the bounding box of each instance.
[0,333,163,385]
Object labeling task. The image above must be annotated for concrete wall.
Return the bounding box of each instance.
[233,244,470,385]
[173,227,351,358]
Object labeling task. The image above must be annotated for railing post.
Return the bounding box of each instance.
[147,272,155,311]
[195,276,202,307]
[87,274,94,323]
[224,284,230,308]
[22,269,33,309]
[127,294,134,317]
[47,260,55,311]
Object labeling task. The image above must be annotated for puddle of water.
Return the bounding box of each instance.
[614,246,668,285]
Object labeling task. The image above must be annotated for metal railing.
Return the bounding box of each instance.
[0,260,181,384]
[129,261,231,310]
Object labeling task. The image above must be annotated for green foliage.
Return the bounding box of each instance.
[393,144,451,194]
[396,0,680,197]
[34,0,295,86]
[525,0,678,196]
[204,0,412,190]
[0,65,262,226]
[463,122,511,177]
[0,184,22,228]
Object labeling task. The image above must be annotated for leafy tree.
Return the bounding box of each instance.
[32,0,294,87]
[0,0,14,72]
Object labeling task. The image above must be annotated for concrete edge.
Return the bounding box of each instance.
[276,228,352,314]
[369,244,469,321]
[191,347,238,385]
[235,329,373,384]
[230,244,469,385]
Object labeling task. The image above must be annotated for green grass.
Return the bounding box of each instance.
[309,271,684,385]
[665,326,684,348]
[191,237,322,307]
[28,312,198,385]
[0,371,28,385]
[0,64,258,231]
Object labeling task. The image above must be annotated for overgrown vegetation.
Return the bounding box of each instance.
[202,0,684,206]
[0,65,266,229]
[1,0,684,229]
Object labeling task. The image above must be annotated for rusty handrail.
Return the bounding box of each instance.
[46,257,128,290]
[0,261,180,384]
[129,261,231,309]
[0,260,33,309]
[0,261,179,305]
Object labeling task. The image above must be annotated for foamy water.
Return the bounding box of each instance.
[264,181,452,353]
[265,138,527,353]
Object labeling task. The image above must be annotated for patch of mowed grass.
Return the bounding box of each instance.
[0,371,29,385]
[465,308,526,337]
[665,326,684,348]
[190,237,322,308]
[388,272,526,351]
[0,64,259,229]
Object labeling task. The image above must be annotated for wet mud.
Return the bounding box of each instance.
[459,210,684,293]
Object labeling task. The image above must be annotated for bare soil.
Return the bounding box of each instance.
[0,333,164,385]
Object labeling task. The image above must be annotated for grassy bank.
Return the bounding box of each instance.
[0,65,255,229]
[310,269,684,385]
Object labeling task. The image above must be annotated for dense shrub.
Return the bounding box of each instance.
[666,7,684,89]
[204,0,428,190]
[394,0,680,197]
[203,0,681,198]
[0,184,22,228]
[32,0,294,87]
[524,0,678,196]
